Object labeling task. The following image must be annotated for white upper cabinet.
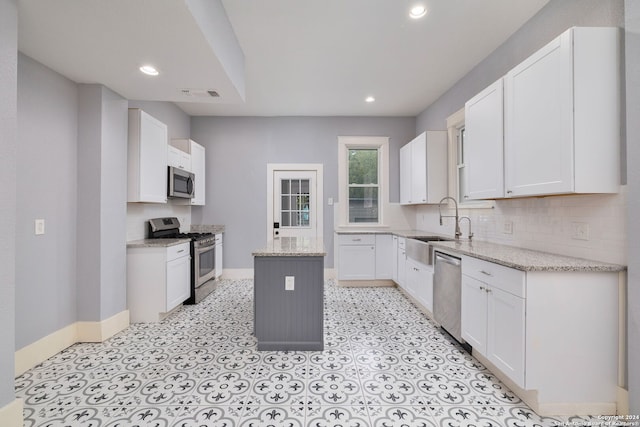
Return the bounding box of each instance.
[464,79,505,200]
[190,140,206,206]
[168,145,191,171]
[400,131,447,204]
[128,109,168,203]
[504,27,620,197]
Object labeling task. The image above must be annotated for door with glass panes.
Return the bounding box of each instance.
[272,170,318,238]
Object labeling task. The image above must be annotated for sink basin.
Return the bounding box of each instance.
[413,236,454,243]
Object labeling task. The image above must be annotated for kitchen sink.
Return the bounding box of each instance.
[413,236,454,243]
[406,236,453,265]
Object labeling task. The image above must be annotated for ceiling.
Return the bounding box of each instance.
[18,0,549,117]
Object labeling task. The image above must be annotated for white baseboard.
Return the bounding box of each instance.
[473,350,618,416]
[0,398,23,427]
[617,386,629,414]
[15,310,130,377]
[76,310,130,342]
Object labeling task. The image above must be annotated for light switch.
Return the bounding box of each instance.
[285,276,295,291]
[328,197,334,206]
[35,219,45,235]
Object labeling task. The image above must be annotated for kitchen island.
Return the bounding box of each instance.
[252,237,326,351]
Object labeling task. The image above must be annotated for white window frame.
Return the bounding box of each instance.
[338,136,389,227]
[446,108,495,209]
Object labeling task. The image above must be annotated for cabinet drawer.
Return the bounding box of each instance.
[462,256,525,298]
[167,242,190,262]
[337,234,376,245]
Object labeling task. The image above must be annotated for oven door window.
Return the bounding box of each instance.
[199,247,215,278]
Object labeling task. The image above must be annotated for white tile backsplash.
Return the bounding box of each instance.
[414,186,627,265]
[126,202,192,241]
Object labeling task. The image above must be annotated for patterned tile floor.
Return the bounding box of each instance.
[16,279,600,426]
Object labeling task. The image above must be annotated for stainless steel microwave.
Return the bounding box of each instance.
[168,166,195,199]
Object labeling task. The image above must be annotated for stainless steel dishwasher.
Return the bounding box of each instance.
[433,251,464,343]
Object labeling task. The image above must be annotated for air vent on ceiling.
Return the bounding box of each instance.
[181,89,220,98]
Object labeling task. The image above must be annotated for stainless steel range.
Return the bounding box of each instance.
[148,217,218,304]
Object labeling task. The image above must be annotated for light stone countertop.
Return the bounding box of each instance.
[430,240,626,272]
[253,237,326,257]
[127,238,192,248]
[334,228,455,240]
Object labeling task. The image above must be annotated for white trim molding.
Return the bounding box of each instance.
[15,310,130,377]
[266,163,324,241]
[0,398,23,427]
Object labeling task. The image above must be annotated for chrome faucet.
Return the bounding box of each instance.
[458,216,473,240]
[438,196,462,239]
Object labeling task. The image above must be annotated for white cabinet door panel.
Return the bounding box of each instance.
[461,275,488,354]
[504,31,573,197]
[410,134,427,203]
[487,287,526,388]
[338,245,376,280]
[375,234,393,280]
[400,144,412,204]
[166,255,191,311]
[464,79,504,200]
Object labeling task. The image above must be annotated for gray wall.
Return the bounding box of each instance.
[625,0,640,412]
[16,54,79,348]
[416,0,624,133]
[76,84,128,322]
[0,0,17,409]
[190,116,416,268]
[128,100,191,140]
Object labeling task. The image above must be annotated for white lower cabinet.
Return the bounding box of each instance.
[375,234,393,280]
[462,257,525,387]
[406,258,434,313]
[461,254,620,413]
[127,242,191,323]
[396,237,407,288]
[337,234,376,280]
[336,233,394,281]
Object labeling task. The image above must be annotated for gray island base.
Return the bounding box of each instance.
[252,237,326,351]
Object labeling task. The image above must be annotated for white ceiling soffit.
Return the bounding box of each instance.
[183,0,550,116]
[18,0,549,117]
[18,0,245,106]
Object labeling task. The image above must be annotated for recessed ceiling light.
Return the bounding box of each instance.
[365,96,375,103]
[409,5,427,19]
[139,65,159,76]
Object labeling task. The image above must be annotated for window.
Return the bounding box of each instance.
[280,178,310,227]
[338,137,389,226]
[456,126,466,204]
[348,149,379,223]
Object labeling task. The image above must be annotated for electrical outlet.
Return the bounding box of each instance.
[503,220,513,234]
[571,222,590,241]
[285,276,295,291]
[35,219,45,235]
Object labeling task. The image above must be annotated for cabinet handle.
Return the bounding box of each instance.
[352,238,361,242]
[507,190,513,194]
[479,286,485,291]
[177,249,185,253]
[464,195,469,199]
[486,288,492,294]
[480,270,493,276]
